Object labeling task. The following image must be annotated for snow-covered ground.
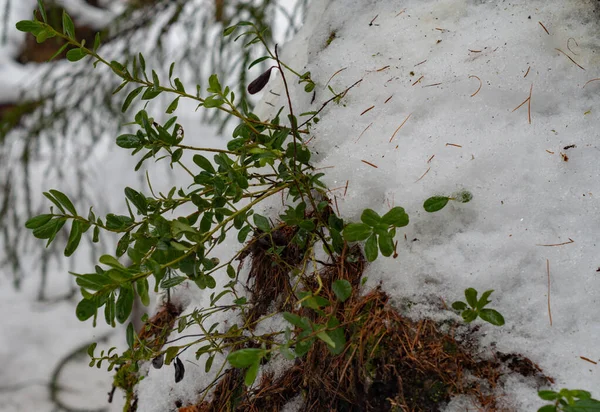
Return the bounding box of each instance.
[2,0,600,411]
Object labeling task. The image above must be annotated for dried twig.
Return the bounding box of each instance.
[524,66,531,78]
[468,75,482,97]
[415,59,427,66]
[389,113,412,142]
[384,95,393,104]
[538,21,550,35]
[427,154,435,163]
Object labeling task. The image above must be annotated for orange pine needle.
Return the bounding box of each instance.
[446,143,462,148]
[524,66,531,78]
[361,160,378,168]
[415,167,431,183]
[583,78,600,88]
[355,122,373,142]
[538,21,550,35]
[360,105,375,116]
[468,75,482,97]
[555,48,585,70]
[546,259,552,327]
[412,75,424,86]
[389,113,412,143]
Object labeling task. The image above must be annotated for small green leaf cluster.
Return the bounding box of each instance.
[342,207,408,261]
[537,388,600,411]
[423,190,473,213]
[452,288,505,326]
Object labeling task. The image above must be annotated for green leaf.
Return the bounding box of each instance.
[360,209,381,226]
[43,191,65,213]
[136,279,149,306]
[124,187,147,215]
[538,391,560,401]
[126,322,134,348]
[76,298,97,321]
[342,223,372,242]
[203,96,224,108]
[238,225,252,243]
[62,11,75,39]
[93,32,101,51]
[141,87,162,100]
[477,289,494,310]
[537,406,557,412]
[207,74,221,93]
[37,0,47,22]
[99,255,125,269]
[32,218,61,240]
[451,301,467,311]
[49,189,77,215]
[365,234,378,262]
[317,330,336,348]
[165,346,179,365]
[174,78,185,92]
[104,294,115,326]
[227,348,264,368]
[479,309,505,326]
[64,220,83,257]
[161,276,187,289]
[47,42,69,62]
[116,134,142,149]
[15,20,44,34]
[115,287,134,324]
[381,207,409,227]
[193,155,215,173]
[461,309,478,323]
[283,312,309,330]
[25,214,53,229]
[166,97,179,114]
[378,231,394,257]
[424,196,450,213]
[253,214,270,232]
[465,288,478,308]
[326,317,346,355]
[74,273,112,291]
[66,48,86,62]
[244,360,260,386]
[151,70,160,89]
[332,279,352,302]
[122,86,143,112]
[248,56,270,70]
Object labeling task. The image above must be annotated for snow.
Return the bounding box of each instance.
[256,0,600,409]
[2,0,600,411]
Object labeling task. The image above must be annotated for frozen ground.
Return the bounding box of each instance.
[2,0,600,411]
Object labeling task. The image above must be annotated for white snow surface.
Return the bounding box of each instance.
[256,0,600,410]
